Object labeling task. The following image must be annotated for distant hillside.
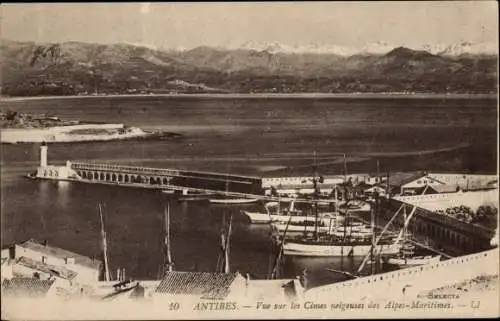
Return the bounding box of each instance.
[0,40,497,96]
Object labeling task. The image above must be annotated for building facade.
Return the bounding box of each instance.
[1,239,101,284]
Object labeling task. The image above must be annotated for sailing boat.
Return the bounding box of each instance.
[243,199,304,224]
[282,222,400,257]
[246,198,339,226]
[383,205,441,268]
[282,156,400,257]
[243,155,339,225]
[97,203,139,300]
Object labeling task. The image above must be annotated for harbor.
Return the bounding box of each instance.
[3,140,498,291]
[1,3,498,315]
[2,117,499,320]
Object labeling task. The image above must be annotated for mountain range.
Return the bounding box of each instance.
[223,41,497,57]
[0,39,497,96]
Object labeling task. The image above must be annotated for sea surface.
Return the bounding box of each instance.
[1,96,497,287]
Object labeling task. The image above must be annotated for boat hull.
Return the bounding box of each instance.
[272,221,372,236]
[385,255,442,268]
[210,198,258,204]
[242,211,339,224]
[271,223,332,234]
[178,194,216,201]
[283,242,400,257]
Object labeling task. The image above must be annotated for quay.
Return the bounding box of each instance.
[306,247,499,304]
[362,194,498,257]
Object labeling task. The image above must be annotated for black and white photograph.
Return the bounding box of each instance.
[0,2,498,319]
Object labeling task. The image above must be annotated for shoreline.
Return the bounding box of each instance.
[0,125,182,144]
[1,92,497,102]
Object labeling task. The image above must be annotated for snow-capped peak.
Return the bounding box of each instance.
[124,42,159,51]
[418,42,497,56]
[223,41,497,57]
[361,41,397,55]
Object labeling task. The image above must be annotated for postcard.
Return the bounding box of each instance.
[1,2,498,319]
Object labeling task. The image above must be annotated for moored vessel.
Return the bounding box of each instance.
[283,234,400,257]
[242,198,340,224]
[384,254,442,268]
[209,198,259,204]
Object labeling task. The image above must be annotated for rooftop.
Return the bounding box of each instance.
[155,272,240,300]
[1,277,55,298]
[364,185,387,192]
[13,239,101,270]
[420,184,461,194]
[15,256,78,280]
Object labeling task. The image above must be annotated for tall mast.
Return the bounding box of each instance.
[224,214,233,273]
[164,202,173,273]
[402,205,407,259]
[270,217,292,279]
[313,150,319,241]
[98,203,111,282]
[342,153,349,257]
[343,154,347,182]
[372,160,380,274]
[376,160,380,184]
[343,153,348,204]
[370,194,376,275]
[386,171,390,198]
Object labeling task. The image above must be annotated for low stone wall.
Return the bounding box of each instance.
[306,248,499,300]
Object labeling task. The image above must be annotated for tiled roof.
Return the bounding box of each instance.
[17,239,101,270]
[16,256,78,280]
[155,272,239,299]
[1,277,55,298]
[423,185,461,194]
[364,185,387,192]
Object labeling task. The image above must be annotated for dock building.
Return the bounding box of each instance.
[387,171,498,196]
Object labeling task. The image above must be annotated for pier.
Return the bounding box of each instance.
[33,143,263,194]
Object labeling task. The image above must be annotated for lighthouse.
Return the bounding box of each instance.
[40,142,48,167]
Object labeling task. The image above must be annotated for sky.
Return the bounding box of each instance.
[1,2,498,49]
